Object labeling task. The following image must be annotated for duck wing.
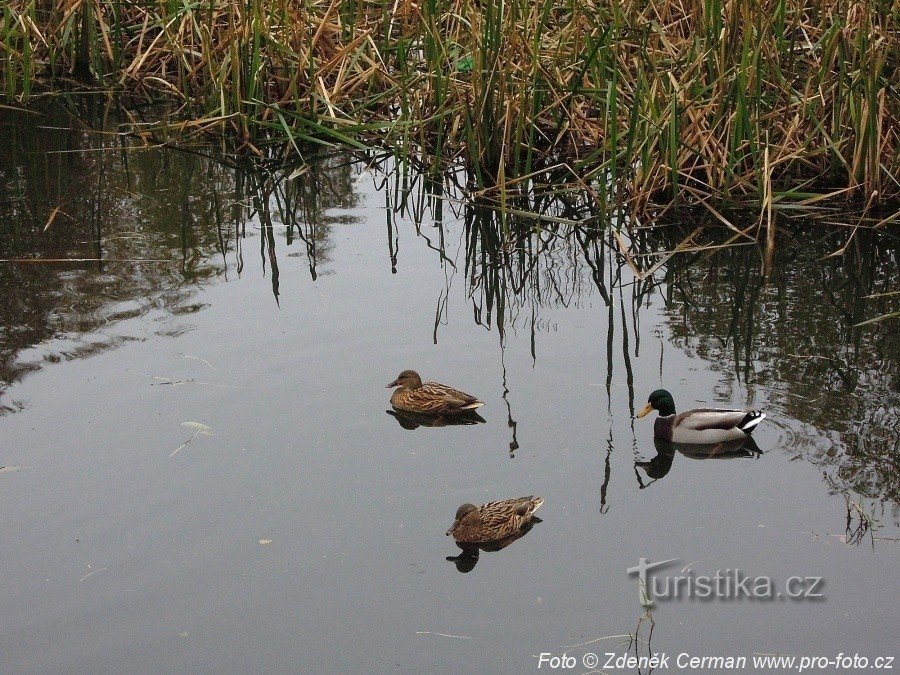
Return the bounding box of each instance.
[478,496,543,537]
[395,387,458,414]
[675,408,765,433]
[422,382,484,410]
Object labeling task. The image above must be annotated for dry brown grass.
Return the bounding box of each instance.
[2,0,898,212]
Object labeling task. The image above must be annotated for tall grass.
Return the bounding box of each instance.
[1,0,898,211]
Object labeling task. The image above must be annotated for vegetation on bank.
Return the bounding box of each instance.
[1,0,898,211]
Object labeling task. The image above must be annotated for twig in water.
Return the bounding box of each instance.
[416,631,474,640]
[184,355,218,371]
[170,422,213,457]
[564,634,633,649]
[78,567,108,583]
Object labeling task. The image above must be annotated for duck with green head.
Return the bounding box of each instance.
[637,389,766,444]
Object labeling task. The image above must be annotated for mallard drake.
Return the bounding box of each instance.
[446,496,544,544]
[386,370,484,416]
[637,389,766,444]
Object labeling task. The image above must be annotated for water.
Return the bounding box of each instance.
[1,99,898,673]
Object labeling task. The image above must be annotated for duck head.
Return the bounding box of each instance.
[637,389,676,418]
[386,369,423,390]
[446,503,480,536]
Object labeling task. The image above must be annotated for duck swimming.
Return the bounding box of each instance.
[386,369,484,416]
[446,496,544,544]
[636,389,766,444]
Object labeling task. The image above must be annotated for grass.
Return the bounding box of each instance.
[1,0,898,213]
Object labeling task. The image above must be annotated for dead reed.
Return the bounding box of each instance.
[1,0,898,212]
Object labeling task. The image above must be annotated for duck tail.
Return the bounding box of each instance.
[513,496,544,517]
[738,411,766,434]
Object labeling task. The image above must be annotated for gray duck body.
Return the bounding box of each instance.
[639,390,766,445]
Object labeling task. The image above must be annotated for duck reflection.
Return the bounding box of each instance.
[445,518,542,573]
[635,437,762,488]
[385,408,486,430]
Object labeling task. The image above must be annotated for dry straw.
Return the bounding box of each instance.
[1,0,898,212]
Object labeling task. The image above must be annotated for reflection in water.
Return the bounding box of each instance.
[630,610,657,672]
[0,97,353,409]
[653,225,899,508]
[0,101,228,408]
[3,97,899,674]
[1,97,898,532]
[635,438,763,488]
[385,408,486,430]
[501,351,520,458]
[599,432,613,514]
[445,518,542,573]
[437,186,897,519]
[843,496,883,547]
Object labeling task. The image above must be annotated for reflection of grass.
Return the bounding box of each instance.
[857,291,900,326]
[3,0,898,209]
[651,220,899,507]
[855,311,900,327]
[0,101,363,399]
[0,102,236,394]
[844,497,881,548]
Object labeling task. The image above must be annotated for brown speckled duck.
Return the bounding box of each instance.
[637,389,766,444]
[446,496,544,544]
[386,370,484,416]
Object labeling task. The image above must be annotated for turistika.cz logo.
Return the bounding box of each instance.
[626,558,824,607]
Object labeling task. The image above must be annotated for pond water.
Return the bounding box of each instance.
[1,100,898,673]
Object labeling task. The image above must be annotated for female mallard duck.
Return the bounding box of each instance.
[637,389,766,444]
[386,370,484,416]
[446,496,544,544]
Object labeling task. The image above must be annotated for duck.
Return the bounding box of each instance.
[636,389,766,444]
[386,370,484,416]
[446,496,544,544]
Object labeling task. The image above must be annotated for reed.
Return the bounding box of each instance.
[1,0,898,212]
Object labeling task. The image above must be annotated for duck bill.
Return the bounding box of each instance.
[636,403,654,418]
[446,525,456,536]
[386,379,399,388]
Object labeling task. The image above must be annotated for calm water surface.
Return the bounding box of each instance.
[1,101,898,673]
